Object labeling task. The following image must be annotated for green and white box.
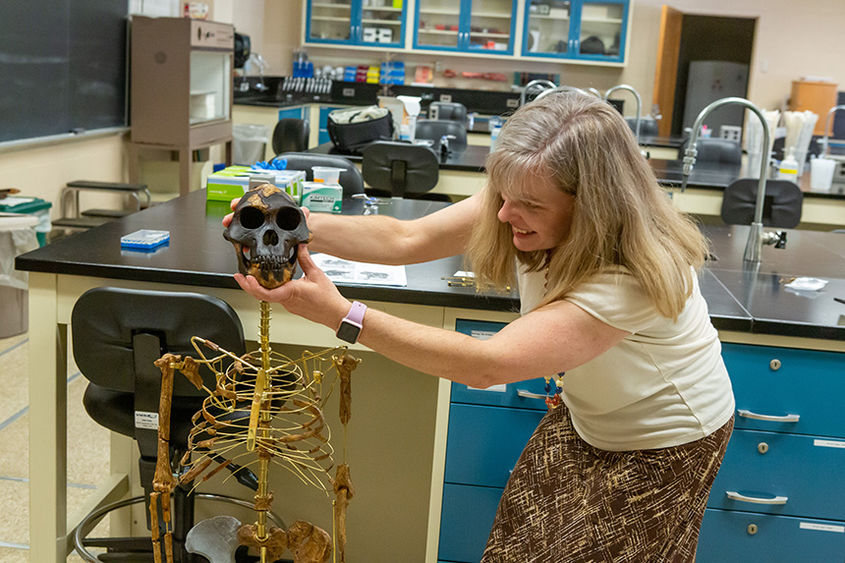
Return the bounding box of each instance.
[206,166,305,203]
[302,181,343,214]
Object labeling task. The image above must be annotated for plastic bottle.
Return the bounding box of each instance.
[777,147,799,182]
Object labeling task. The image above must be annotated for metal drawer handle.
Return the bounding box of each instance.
[737,409,800,423]
[726,491,788,505]
[516,389,546,400]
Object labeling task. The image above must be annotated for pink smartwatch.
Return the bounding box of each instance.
[336,301,367,344]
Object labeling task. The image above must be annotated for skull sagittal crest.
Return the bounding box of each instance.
[224,183,311,288]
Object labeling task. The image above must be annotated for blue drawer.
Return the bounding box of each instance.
[709,428,845,520]
[278,106,307,121]
[445,403,544,488]
[722,343,845,438]
[452,319,549,410]
[318,105,346,147]
[698,508,845,563]
[439,482,502,563]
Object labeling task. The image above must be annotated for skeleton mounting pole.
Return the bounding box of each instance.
[254,300,273,563]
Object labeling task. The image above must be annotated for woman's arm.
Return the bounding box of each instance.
[306,193,481,264]
[235,246,628,387]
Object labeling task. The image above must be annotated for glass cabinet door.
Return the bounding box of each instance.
[468,0,515,53]
[359,0,406,46]
[307,0,354,43]
[523,0,573,56]
[415,0,463,49]
[575,0,626,59]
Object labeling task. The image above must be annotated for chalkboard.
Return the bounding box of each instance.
[0,0,128,144]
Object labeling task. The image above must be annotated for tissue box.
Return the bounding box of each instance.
[206,166,305,202]
[301,181,342,214]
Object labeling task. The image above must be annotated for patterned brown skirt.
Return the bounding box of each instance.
[481,405,733,563]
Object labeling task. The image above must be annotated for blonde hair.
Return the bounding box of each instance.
[465,93,708,320]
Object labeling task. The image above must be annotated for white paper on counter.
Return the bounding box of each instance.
[311,253,407,286]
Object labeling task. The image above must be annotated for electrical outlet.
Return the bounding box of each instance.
[342,88,355,97]
[440,94,452,102]
[506,98,519,108]
[434,60,443,72]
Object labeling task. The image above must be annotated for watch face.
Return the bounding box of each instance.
[336,321,361,344]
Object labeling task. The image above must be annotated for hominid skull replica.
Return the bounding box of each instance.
[224,183,311,289]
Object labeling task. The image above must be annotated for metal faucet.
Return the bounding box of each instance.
[520,79,557,106]
[246,52,269,92]
[820,104,845,156]
[604,84,642,144]
[682,96,783,264]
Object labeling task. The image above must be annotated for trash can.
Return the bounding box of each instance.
[232,123,270,165]
[0,214,39,338]
[0,196,52,246]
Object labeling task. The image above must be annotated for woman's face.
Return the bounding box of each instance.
[497,176,575,252]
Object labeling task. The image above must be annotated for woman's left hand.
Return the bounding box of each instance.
[234,244,351,330]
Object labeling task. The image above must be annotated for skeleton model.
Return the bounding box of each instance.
[147,184,358,563]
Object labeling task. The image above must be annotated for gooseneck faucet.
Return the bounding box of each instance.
[820,104,845,156]
[683,96,782,264]
[520,79,557,106]
[604,84,642,144]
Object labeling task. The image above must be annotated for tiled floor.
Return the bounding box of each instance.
[0,332,111,561]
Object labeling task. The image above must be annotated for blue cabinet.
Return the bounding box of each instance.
[305,0,407,48]
[437,319,548,563]
[697,343,845,561]
[414,0,517,55]
[522,0,629,63]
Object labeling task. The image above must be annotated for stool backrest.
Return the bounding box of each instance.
[276,152,365,196]
[413,119,468,152]
[721,179,803,229]
[272,118,310,154]
[361,141,439,198]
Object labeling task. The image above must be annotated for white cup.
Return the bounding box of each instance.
[809,158,836,191]
[312,166,343,184]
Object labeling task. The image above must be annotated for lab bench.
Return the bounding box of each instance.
[15,190,845,562]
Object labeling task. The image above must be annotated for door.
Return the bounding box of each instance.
[652,5,683,137]
[466,0,517,54]
[415,0,515,53]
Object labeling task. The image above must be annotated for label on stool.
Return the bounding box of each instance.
[135,411,160,430]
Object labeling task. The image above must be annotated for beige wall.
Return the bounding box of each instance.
[0,134,128,220]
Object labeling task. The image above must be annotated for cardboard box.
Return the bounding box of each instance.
[301,181,342,214]
[206,166,305,202]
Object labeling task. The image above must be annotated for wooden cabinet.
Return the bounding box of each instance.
[414,0,517,55]
[522,0,630,63]
[697,343,845,561]
[305,0,408,48]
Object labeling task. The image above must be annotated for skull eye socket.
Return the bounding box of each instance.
[239,206,266,229]
[276,207,301,230]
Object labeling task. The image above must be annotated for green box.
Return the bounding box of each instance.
[302,182,343,214]
[206,166,305,203]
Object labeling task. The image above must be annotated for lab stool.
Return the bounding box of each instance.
[52,180,151,232]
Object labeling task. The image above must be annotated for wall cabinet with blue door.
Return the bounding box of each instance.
[522,0,629,63]
[696,343,845,562]
[305,0,407,48]
[437,319,549,563]
[414,0,517,55]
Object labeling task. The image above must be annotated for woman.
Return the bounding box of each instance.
[228,93,734,561]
